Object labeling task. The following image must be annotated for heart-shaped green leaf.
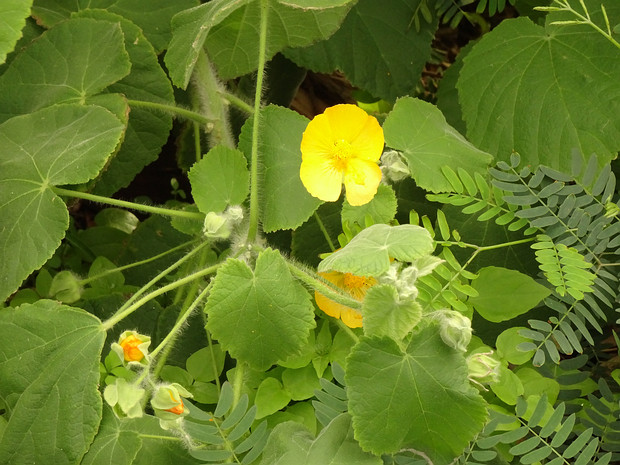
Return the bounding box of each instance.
[458,6,620,171]
[0,300,105,465]
[346,330,487,462]
[205,248,316,370]
[0,104,125,302]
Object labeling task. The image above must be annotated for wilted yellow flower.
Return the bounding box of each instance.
[315,271,377,328]
[300,104,384,206]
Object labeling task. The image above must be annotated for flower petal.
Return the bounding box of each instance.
[343,158,383,206]
[300,156,343,202]
[340,308,363,328]
[350,115,384,162]
[324,104,372,143]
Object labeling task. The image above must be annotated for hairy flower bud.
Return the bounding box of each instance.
[380,150,410,182]
[467,350,501,386]
[434,310,472,352]
[151,383,193,422]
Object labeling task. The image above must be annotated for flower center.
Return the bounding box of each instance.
[332,139,353,160]
[343,273,369,289]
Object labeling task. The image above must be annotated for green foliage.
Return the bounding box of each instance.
[184,382,269,463]
[0,0,33,64]
[458,3,620,171]
[2,1,620,464]
[346,329,487,462]
[205,248,316,370]
[0,301,105,465]
[383,97,493,193]
[0,105,125,302]
[284,0,438,101]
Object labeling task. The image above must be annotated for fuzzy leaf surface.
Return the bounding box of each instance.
[73,10,174,195]
[260,413,381,465]
[205,248,316,370]
[318,224,434,276]
[166,0,354,88]
[346,330,487,462]
[238,105,321,232]
[0,301,105,465]
[383,97,493,192]
[0,17,131,122]
[189,146,249,213]
[0,104,125,302]
[285,0,437,101]
[458,8,620,171]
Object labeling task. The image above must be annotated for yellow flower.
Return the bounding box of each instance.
[120,334,146,362]
[300,104,384,206]
[315,271,377,328]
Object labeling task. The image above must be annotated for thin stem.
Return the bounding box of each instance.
[314,211,336,252]
[52,187,204,220]
[151,284,211,363]
[139,434,183,441]
[246,0,269,244]
[110,242,210,324]
[127,99,209,125]
[101,263,219,331]
[286,260,362,310]
[79,239,199,286]
[218,89,254,115]
[205,328,222,393]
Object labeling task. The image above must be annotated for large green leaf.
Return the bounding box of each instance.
[31,0,198,52]
[0,300,105,465]
[260,413,382,465]
[0,104,125,302]
[284,0,438,101]
[188,145,249,214]
[317,224,434,276]
[165,0,354,88]
[0,0,33,64]
[205,248,316,370]
[0,17,131,122]
[469,266,550,323]
[346,330,487,463]
[74,10,174,195]
[458,7,620,171]
[238,105,322,232]
[383,96,493,193]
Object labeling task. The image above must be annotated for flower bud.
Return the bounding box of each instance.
[103,378,145,418]
[434,310,472,352]
[380,150,410,182]
[203,206,244,240]
[49,270,83,303]
[151,383,193,421]
[111,331,151,366]
[467,350,501,386]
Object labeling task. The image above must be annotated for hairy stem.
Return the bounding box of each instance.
[127,99,209,125]
[193,52,236,149]
[52,187,204,220]
[246,0,269,244]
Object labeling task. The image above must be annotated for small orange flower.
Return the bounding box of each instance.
[300,104,384,206]
[164,391,185,415]
[315,271,377,328]
[120,334,145,362]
